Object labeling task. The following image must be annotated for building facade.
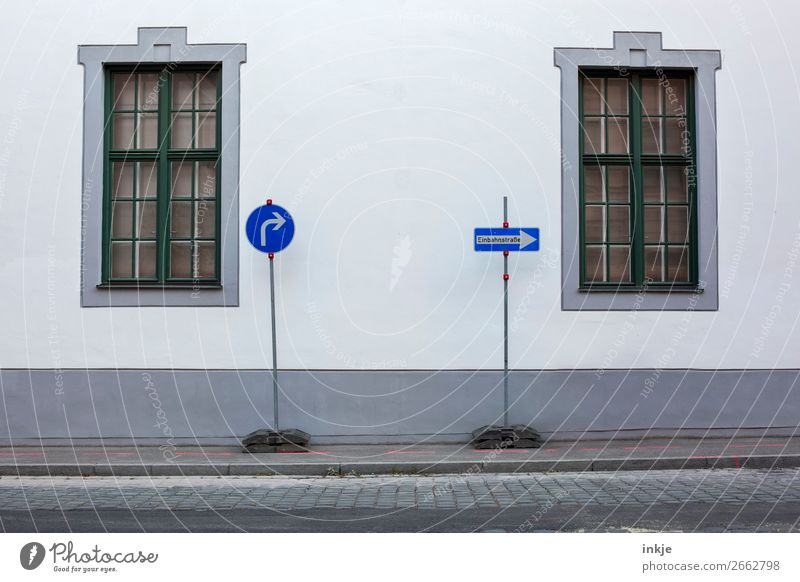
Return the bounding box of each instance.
[1,1,798,445]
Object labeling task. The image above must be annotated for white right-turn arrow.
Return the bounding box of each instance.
[260,212,287,245]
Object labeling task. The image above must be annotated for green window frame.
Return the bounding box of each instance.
[579,69,698,290]
[101,65,222,286]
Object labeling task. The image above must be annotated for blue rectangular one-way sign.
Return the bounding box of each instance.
[474,228,539,252]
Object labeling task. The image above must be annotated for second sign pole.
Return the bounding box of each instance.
[502,196,510,428]
[470,195,542,449]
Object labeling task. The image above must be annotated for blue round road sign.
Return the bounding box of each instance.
[245,203,295,253]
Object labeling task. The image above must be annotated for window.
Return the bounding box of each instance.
[104,67,221,284]
[580,71,696,289]
[79,28,246,306]
[554,32,720,310]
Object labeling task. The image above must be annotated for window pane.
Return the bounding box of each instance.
[113,75,135,109]
[136,201,157,239]
[584,245,606,282]
[170,201,192,238]
[196,201,216,237]
[196,112,216,148]
[582,77,603,114]
[172,73,194,110]
[643,167,663,202]
[644,206,663,242]
[585,206,605,242]
[197,162,217,198]
[111,242,133,278]
[112,163,134,199]
[137,242,157,278]
[584,166,603,202]
[667,246,690,282]
[664,118,685,153]
[641,117,661,153]
[170,242,192,278]
[607,166,629,202]
[667,206,689,243]
[139,112,158,149]
[198,72,218,109]
[609,246,631,282]
[138,162,158,199]
[605,78,628,115]
[607,117,628,153]
[666,167,688,203]
[113,113,135,149]
[641,79,661,115]
[138,74,159,111]
[195,242,216,278]
[171,113,193,148]
[644,245,664,282]
[666,79,686,116]
[171,162,193,198]
[583,118,603,153]
[608,206,630,243]
[111,201,133,238]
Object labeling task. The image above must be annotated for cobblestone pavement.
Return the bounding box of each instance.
[1,468,799,512]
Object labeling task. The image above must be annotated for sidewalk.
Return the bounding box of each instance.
[1,436,799,477]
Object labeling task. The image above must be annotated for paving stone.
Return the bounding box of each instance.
[1,468,800,512]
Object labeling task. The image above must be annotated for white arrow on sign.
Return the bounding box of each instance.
[260,212,287,246]
[520,230,537,249]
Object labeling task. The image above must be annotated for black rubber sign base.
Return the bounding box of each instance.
[241,428,311,453]
[471,425,542,449]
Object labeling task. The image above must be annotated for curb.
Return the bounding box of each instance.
[1,454,799,477]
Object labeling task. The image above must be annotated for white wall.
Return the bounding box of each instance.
[0,0,798,371]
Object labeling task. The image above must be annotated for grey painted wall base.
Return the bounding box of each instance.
[1,369,798,445]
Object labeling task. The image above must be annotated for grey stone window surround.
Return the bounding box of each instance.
[78,27,246,307]
[554,32,721,311]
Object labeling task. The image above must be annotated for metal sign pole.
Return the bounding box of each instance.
[502,196,509,427]
[241,198,309,452]
[269,252,279,431]
[470,199,540,449]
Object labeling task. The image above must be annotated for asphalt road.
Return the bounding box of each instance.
[2,469,799,532]
[3,502,800,533]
